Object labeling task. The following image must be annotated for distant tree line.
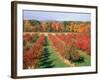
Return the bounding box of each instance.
[23,20,90,33]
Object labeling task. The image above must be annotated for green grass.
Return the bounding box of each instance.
[75,50,91,67]
[37,36,69,68]
[37,46,69,68]
[47,46,70,67]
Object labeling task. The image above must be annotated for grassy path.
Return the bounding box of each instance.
[37,46,70,68]
[53,35,75,67]
[37,36,69,68]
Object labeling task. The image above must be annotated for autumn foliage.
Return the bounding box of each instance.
[24,20,90,33]
[23,34,45,69]
[23,20,91,69]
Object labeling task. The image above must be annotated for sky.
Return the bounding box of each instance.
[23,10,91,21]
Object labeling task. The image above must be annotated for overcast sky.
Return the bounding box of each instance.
[23,10,91,21]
